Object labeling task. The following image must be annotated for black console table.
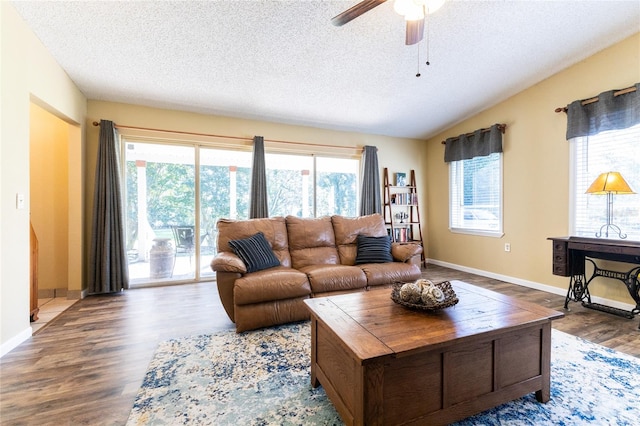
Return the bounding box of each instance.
[548,236,640,328]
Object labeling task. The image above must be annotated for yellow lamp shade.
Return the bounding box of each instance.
[585,172,635,195]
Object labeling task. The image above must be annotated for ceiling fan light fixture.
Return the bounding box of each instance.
[423,0,446,14]
[395,0,445,19]
[404,7,425,21]
[394,0,415,17]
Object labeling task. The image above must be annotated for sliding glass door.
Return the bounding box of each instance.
[124,142,197,285]
[199,148,253,280]
[315,156,358,217]
[123,140,359,286]
[263,154,358,218]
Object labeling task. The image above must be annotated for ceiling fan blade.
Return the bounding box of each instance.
[331,0,389,26]
[405,18,425,45]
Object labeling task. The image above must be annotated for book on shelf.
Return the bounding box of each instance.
[390,193,417,205]
[393,226,413,243]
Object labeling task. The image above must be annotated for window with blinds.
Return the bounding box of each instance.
[449,152,503,236]
[570,123,640,241]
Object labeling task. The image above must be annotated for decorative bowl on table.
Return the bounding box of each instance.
[391,279,459,311]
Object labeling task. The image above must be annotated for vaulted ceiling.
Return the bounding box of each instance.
[12,0,640,139]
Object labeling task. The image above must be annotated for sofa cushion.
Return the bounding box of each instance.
[355,235,393,264]
[217,216,292,267]
[229,232,281,273]
[299,264,367,294]
[359,262,422,287]
[332,214,389,265]
[234,266,311,305]
[286,216,340,268]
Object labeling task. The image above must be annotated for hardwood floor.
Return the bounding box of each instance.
[425,266,640,356]
[1,265,639,425]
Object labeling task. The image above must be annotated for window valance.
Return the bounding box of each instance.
[565,83,640,139]
[443,123,505,163]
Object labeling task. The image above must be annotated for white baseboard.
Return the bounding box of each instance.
[67,288,88,300]
[427,258,636,312]
[0,327,32,358]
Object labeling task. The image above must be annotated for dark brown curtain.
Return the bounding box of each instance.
[249,135,268,218]
[89,120,129,294]
[359,145,381,216]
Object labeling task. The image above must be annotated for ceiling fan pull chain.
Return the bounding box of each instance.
[425,9,431,66]
[416,5,427,77]
[416,34,422,77]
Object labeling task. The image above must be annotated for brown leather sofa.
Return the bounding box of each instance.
[211,213,422,332]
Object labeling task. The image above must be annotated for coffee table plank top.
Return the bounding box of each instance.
[305,280,564,359]
[305,295,394,363]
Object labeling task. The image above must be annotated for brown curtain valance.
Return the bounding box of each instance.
[443,123,505,163]
[563,83,640,140]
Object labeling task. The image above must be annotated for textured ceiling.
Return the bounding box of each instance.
[11,0,640,139]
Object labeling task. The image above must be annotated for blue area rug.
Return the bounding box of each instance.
[126,322,640,425]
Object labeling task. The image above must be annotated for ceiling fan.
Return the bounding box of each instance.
[331,0,446,45]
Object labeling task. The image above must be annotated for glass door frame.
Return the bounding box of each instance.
[120,138,212,287]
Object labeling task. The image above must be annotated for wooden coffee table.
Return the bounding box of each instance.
[304,280,564,426]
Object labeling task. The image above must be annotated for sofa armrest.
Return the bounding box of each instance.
[391,243,423,263]
[210,252,247,273]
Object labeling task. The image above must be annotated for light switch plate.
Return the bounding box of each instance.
[16,193,25,210]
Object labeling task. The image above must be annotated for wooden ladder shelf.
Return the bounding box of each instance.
[383,168,425,266]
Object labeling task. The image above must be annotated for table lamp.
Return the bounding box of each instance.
[585,171,635,239]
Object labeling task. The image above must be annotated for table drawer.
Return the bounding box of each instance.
[552,241,570,276]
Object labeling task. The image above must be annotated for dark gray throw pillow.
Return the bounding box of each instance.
[355,234,393,264]
[229,232,280,273]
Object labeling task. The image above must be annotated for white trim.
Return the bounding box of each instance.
[0,327,32,358]
[568,137,578,235]
[427,258,636,312]
[449,228,504,238]
[448,153,504,236]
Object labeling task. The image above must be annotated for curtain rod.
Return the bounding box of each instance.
[92,121,362,151]
[440,123,507,145]
[554,85,637,113]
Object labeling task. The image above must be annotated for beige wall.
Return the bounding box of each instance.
[424,33,640,305]
[30,103,70,293]
[1,2,86,356]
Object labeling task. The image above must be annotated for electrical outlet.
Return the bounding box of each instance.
[504,243,511,252]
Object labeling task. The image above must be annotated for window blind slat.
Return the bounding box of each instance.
[571,124,640,240]
[449,152,502,233]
